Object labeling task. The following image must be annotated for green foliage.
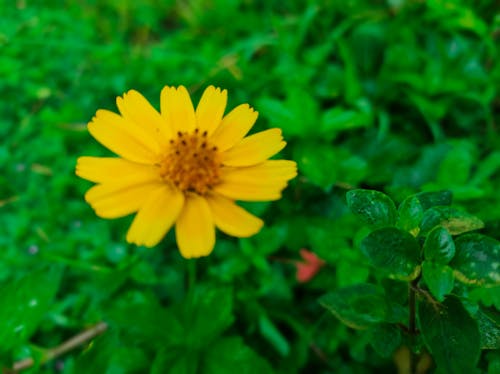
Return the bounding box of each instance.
[420,206,485,235]
[346,189,397,227]
[421,261,454,302]
[368,324,402,358]
[423,226,455,264]
[322,188,498,373]
[452,234,500,286]
[397,195,424,235]
[418,296,481,374]
[319,284,388,330]
[0,267,62,355]
[475,306,500,350]
[2,0,499,372]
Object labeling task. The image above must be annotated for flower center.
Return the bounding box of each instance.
[157,129,221,195]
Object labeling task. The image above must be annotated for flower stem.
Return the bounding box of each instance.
[187,259,197,291]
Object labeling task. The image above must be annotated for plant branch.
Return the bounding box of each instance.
[7,321,108,373]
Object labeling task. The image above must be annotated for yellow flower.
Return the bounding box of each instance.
[76,85,297,258]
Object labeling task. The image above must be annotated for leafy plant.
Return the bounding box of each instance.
[321,189,500,373]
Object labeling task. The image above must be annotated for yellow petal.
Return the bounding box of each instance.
[213,182,283,202]
[221,128,286,167]
[195,86,227,135]
[126,185,185,247]
[76,156,159,184]
[88,109,159,164]
[116,90,171,144]
[175,194,215,258]
[85,182,162,219]
[214,160,297,202]
[221,160,297,184]
[160,85,196,133]
[206,194,263,237]
[210,104,258,151]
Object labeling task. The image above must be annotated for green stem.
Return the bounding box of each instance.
[187,259,197,291]
[408,277,419,374]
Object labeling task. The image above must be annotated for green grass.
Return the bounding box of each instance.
[0,0,499,373]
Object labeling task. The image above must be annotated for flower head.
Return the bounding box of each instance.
[76,85,297,258]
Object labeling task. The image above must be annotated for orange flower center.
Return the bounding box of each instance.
[157,129,222,195]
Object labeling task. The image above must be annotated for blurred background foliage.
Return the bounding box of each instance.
[0,0,499,372]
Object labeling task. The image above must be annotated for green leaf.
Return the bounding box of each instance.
[107,346,149,373]
[0,267,62,353]
[151,348,198,374]
[73,330,149,374]
[106,292,184,348]
[203,336,274,374]
[437,144,474,186]
[369,323,402,358]
[451,234,500,286]
[418,296,480,373]
[475,306,500,349]
[397,195,424,235]
[414,190,452,211]
[346,189,397,227]
[423,226,455,264]
[258,313,290,356]
[319,284,388,329]
[320,107,370,136]
[422,261,454,302]
[420,206,484,235]
[72,333,117,374]
[361,227,421,280]
[182,286,234,348]
[294,142,338,189]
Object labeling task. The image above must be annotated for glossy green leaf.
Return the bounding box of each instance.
[423,226,455,264]
[347,189,397,227]
[422,261,454,301]
[475,307,500,349]
[420,206,484,235]
[369,323,402,358]
[451,234,500,286]
[418,296,480,373]
[397,195,424,235]
[0,267,62,353]
[203,336,274,374]
[361,227,421,280]
[414,190,453,211]
[319,284,387,329]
